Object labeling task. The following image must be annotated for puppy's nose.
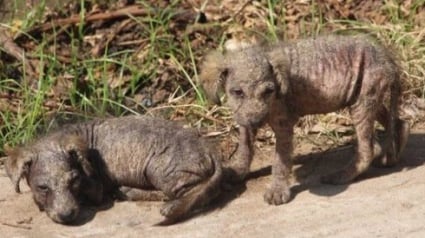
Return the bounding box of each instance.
[58,209,77,223]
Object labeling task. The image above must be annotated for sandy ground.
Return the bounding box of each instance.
[1,128,425,238]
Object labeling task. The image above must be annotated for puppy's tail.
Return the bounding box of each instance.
[389,77,410,160]
[157,155,223,225]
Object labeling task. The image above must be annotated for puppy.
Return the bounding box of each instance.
[5,115,222,224]
[199,35,409,205]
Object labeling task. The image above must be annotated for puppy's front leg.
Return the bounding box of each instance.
[224,125,256,182]
[264,121,294,205]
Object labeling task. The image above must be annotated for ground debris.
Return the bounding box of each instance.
[1,221,32,230]
[0,0,424,148]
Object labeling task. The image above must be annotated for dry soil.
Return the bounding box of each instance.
[1,128,425,238]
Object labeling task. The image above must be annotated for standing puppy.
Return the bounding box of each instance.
[199,35,409,205]
[5,115,222,224]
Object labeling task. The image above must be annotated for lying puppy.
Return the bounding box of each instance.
[4,115,222,224]
[199,34,409,205]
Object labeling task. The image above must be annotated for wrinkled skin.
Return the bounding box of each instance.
[5,116,222,224]
[25,148,82,223]
[199,35,410,205]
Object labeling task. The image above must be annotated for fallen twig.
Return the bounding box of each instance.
[230,0,254,21]
[116,38,148,46]
[0,29,37,77]
[29,5,196,33]
[0,93,75,114]
[1,222,32,230]
[91,18,134,57]
[29,5,150,32]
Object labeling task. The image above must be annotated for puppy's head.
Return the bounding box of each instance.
[199,45,289,128]
[5,134,97,224]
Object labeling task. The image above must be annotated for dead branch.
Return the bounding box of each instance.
[0,222,32,230]
[0,29,37,77]
[230,0,254,21]
[29,5,151,32]
[29,5,196,33]
[91,18,134,57]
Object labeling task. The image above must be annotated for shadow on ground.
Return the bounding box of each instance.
[11,133,424,226]
[244,133,425,201]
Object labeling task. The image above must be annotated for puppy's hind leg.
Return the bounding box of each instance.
[373,108,409,167]
[373,81,410,167]
[117,187,167,201]
[158,157,222,225]
[322,99,376,184]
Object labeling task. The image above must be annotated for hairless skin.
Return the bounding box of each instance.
[5,115,223,224]
[199,35,409,205]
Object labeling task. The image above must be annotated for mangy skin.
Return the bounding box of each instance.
[5,115,222,224]
[199,34,410,206]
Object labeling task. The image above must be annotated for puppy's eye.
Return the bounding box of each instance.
[70,170,80,180]
[69,171,81,186]
[70,175,81,185]
[231,88,244,98]
[37,185,49,193]
[70,178,81,192]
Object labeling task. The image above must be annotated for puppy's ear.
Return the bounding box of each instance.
[61,135,104,204]
[61,135,94,177]
[267,49,290,95]
[4,145,33,193]
[198,50,229,105]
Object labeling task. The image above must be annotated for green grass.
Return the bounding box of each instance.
[0,0,214,153]
[0,0,424,155]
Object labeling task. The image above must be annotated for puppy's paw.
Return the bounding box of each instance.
[159,200,181,217]
[372,154,397,168]
[156,199,193,225]
[263,185,291,205]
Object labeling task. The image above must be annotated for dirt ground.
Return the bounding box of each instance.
[1,127,425,238]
